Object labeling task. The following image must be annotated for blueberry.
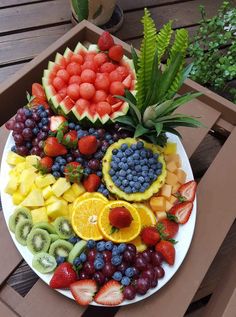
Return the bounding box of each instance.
[87,240,96,249]
[135,165,142,172]
[121,157,127,163]
[84,167,92,175]
[94,151,103,159]
[134,183,141,190]
[94,259,105,270]
[122,179,129,187]
[97,171,102,177]
[121,276,131,286]
[142,165,149,171]
[101,145,108,152]
[52,171,60,178]
[117,243,126,253]
[102,189,109,196]
[112,271,123,281]
[68,236,79,244]
[79,252,87,263]
[112,245,119,256]
[125,149,132,156]
[59,158,66,165]
[140,186,146,192]
[56,256,66,265]
[111,255,122,266]
[117,151,123,158]
[129,181,135,187]
[66,156,73,163]
[68,122,75,129]
[137,141,144,149]
[95,252,104,260]
[89,128,95,134]
[114,179,122,187]
[73,257,81,266]
[111,162,118,170]
[131,144,137,150]
[60,165,65,173]
[149,158,156,165]
[105,241,113,250]
[77,130,85,138]
[138,176,145,182]
[105,134,112,141]
[11,146,16,152]
[133,153,139,160]
[112,149,118,155]
[157,162,163,169]
[41,118,49,125]
[40,111,47,118]
[33,127,39,135]
[38,105,45,111]
[24,108,32,117]
[75,124,81,130]
[97,241,106,252]
[121,144,128,151]
[75,157,83,163]
[123,163,129,171]
[38,122,43,128]
[133,176,138,182]
[125,267,135,278]
[118,162,124,169]
[156,169,162,175]
[119,170,126,177]
[124,187,132,193]
[127,174,133,181]
[127,157,134,167]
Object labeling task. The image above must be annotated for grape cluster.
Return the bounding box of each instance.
[5,105,51,157]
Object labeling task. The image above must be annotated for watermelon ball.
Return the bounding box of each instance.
[57,69,70,83]
[94,52,108,66]
[79,83,96,100]
[81,69,96,83]
[58,87,67,99]
[96,102,112,116]
[110,81,125,96]
[94,73,110,91]
[81,61,97,72]
[109,70,123,82]
[52,76,66,91]
[100,62,116,73]
[71,53,84,64]
[75,98,90,115]
[67,84,80,100]
[93,90,108,103]
[84,52,96,62]
[69,75,81,85]
[116,66,129,80]
[66,62,82,76]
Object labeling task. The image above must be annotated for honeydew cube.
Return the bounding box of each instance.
[5,176,19,195]
[150,196,166,212]
[51,178,71,197]
[19,170,37,196]
[163,143,177,155]
[165,200,173,212]
[165,171,178,186]
[25,155,40,167]
[7,151,25,165]
[166,161,178,173]
[35,174,56,188]
[45,195,59,205]
[160,184,172,198]
[12,190,25,205]
[156,211,167,221]
[47,201,69,219]
[31,207,48,224]
[171,183,181,194]
[71,183,85,197]
[175,169,186,184]
[168,195,178,205]
[42,186,53,199]
[63,187,77,203]
[21,189,44,207]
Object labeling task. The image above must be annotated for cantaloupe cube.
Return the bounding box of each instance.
[25,155,40,167]
[168,195,178,205]
[175,169,186,184]
[12,190,25,205]
[150,196,166,212]
[52,178,71,197]
[165,171,178,186]
[21,189,44,207]
[42,186,53,199]
[163,143,177,155]
[7,151,25,165]
[71,183,85,197]
[47,201,69,219]
[160,184,172,198]
[156,211,167,221]
[171,182,181,194]
[165,200,173,212]
[35,174,56,188]
[165,154,181,167]
[5,176,19,195]
[45,195,59,205]
[19,170,37,196]
[63,187,77,203]
[31,207,48,224]
[166,161,178,173]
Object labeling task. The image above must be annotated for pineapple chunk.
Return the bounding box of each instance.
[175,169,186,184]
[35,174,56,188]
[47,201,69,219]
[165,200,173,212]
[7,151,25,165]
[160,184,172,198]
[45,195,59,205]
[166,161,178,173]
[51,178,71,197]
[63,187,77,203]
[165,154,181,167]
[71,183,85,197]
[5,176,19,195]
[156,211,167,221]
[163,143,177,155]
[42,186,53,199]
[150,196,166,212]
[165,171,178,186]
[31,207,48,224]
[25,155,40,167]
[21,189,44,207]
[19,169,37,196]
[168,195,178,205]
[68,203,73,220]
[12,190,25,205]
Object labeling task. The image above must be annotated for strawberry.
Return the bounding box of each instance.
[62,130,78,149]
[32,83,46,100]
[155,240,175,265]
[78,135,98,155]
[36,156,53,174]
[140,226,160,246]
[64,162,83,183]
[70,279,97,306]
[98,31,114,51]
[109,207,133,229]
[49,262,77,289]
[94,280,124,306]
[108,45,124,62]
[157,219,179,240]
[50,116,68,133]
[170,201,193,224]
[30,96,49,109]
[44,137,67,157]
[178,180,197,202]
[82,174,101,192]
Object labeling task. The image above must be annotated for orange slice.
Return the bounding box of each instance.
[71,198,107,240]
[133,203,156,227]
[73,192,108,209]
[98,201,141,243]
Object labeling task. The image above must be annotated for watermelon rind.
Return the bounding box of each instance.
[88,44,99,52]
[63,47,73,59]
[74,42,87,54]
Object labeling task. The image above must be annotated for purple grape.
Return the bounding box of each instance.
[88,159,100,170]
[141,268,155,281]
[32,138,39,146]
[42,125,49,132]
[22,128,33,140]
[151,251,163,266]
[123,285,136,300]
[102,250,112,263]
[87,249,97,262]
[39,151,45,158]
[135,256,147,271]
[83,262,95,276]
[30,146,41,156]
[5,119,15,130]
[14,134,24,145]
[123,250,136,264]
[25,119,35,128]
[114,123,120,131]
[97,129,105,139]
[15,114,26,122]
[132,266,139,276]
[16,146,28,156]
[101,140,109,148]
[126,244,137,254]
[71,149,81,158]
[78,271,89,280]
[142,250,152,263]
[13,122,24,133]
[112,133,119,141]
[93,272,105,285]
[150,279,158,288]
[153,266,165,279]
[37,131,47,140]
[17,108,25,116]
[102,263,115,278]
[117,262,128,274]
[38,140,44,149]
[32,112,40,122]
[136,277,151,295]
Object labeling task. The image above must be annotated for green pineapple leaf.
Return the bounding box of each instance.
[156,20,173,64]
[114,115,136,128]
[134,124,150,138]
[114,95,141,123]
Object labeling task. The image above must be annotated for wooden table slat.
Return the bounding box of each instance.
[0,299,18,317]
[0,64,26,84]
[117,0,195,11]
[0,0,48,9]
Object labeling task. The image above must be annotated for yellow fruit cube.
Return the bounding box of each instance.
[168,195,178,205]
[156,211,167,221]
[12,190,25,205]
[5,176,19,195]
[150,196,166,212]
[42,186,53,199]
[25,155,40,167]
[47,201,69,219]
[31,207,48,224]
[51,178,71,197]
[45,195,59,205]
[165,200,173,212]
[160,184,172,198]
[63,187,77,203]
[163,142,177,155]
[165,154,181,167]
[19,170,37,196]
[68,203,73,220]
[71,183,85,197]
[171,183,181,194]
[165,171,178,186]
[21,189,44,207]
[130,236,147,252]
[166,161,178,173]
[175,169,186,184]
[35,174,56,188]
[7,151,25,165]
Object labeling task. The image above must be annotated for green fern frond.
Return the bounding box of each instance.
[156,21,173,64]
[136,8,157,109]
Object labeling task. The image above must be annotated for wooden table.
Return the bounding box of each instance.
[0,1,236,316]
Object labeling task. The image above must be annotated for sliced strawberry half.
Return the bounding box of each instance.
[178,180,197,202]
[70,279,97,306]
[94,280,124,306]
[170,201,193,224]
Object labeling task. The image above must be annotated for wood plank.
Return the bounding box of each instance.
[0,64,25,84]
[0,0,47,9]
[223,290,236,317]
[0,24,72,66]
[116,127,236,317]
[0,0,71,35]
[117,0,195,11]
[0,300,18,317]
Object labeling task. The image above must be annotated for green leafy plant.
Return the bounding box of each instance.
[115,8,202,146]
[189,1,236,103]
[71,0,89,21]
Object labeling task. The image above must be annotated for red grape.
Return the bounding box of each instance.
[87,249,97,262]
[78,271,89,280]
[141,268,155,281]
[153,266,165,279]
[88,159,100,170]
[150,279,158,288]
[32,112,40,122]
[136,277,151,295]
[142,250,152,263]
[25,119,35,128]
[102,250,112,263]
[13,122,24,133]
[123,250,136,264]
[22,128,33,140]
[83,262,95,276]
[5,119,15,130]
[93,271,105,285]
[14,134,24,145]
[15,114,26,123]
[135,256,147,271]
[102,263,115,278]
[132,267,139,277]
[151,251,163,266]
[16,146,28,156]
[117,262,128,274]
[30,146,41,156]
[123,285,136,300]
[17,108,25,116]
[126,244,137,254]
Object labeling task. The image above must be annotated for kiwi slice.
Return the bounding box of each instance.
[32,252,57,274]
[53,217,73,239]
[27,228,51,254]
[33,222,56,234]
[68,240,87,264]
[15,219,33,246]
[9,207,32,233]
[49,240,73,259]
[50,234,60,242]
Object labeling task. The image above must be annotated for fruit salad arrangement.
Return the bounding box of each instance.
[3,9,200,306]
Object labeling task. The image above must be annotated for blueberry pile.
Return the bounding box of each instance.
[109,141,163,193]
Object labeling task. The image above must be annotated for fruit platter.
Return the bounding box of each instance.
[1,10,201,307]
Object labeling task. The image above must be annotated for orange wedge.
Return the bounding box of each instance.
[133,203,156,227]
